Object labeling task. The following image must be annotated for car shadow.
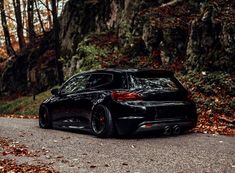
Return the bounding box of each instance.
[115,130,194,140]
[43,126,194,140]
[52,127,92,135]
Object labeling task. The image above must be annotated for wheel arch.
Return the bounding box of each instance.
[91,94,113,115]
[90,103,115,138]
[39,104,48,114]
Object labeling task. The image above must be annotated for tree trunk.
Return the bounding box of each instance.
[27,0,35,44]
[22,0,27,31]
[51,0,64,84]
[13,0,26,50]
[46,0,52,29]
[35,0,45,34]
[0,0,16,56]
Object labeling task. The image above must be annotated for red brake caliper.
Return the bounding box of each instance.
[100,116,105,124]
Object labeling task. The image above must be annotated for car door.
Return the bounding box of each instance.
[80,73,114,122]
[65,74,92,128]
[67,73,114,127]
[52,74,90,127]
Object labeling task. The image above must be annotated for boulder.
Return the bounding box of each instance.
[186,2,235,72]
[0,32,58,95]
[60,0,123,56]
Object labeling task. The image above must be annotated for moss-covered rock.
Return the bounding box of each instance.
[186,2,235,72]
[0,32,59,95]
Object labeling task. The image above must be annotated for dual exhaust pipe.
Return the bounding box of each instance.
[163,125,181,135]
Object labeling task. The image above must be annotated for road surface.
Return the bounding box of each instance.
[0,118,234,173]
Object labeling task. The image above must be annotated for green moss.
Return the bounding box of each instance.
[117,12,134,48]
[76,42,108,72]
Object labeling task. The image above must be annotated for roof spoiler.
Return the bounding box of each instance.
[131,69,174,77]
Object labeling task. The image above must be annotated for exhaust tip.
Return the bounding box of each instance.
[163,126,172,135]
[173,125,181,135]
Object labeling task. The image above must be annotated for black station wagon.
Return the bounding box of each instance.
[39,69,197,138]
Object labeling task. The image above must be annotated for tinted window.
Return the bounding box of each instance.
[112,73,128,89]
[129,74,178,91]
[60,74,90,94]
[88,73,113,89]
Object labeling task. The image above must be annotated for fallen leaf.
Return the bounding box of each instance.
[56,155,63,159]
[46,155,51,159]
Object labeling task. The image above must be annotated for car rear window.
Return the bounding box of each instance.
[129,73,179,91]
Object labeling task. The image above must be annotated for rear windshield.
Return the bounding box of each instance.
[129,74,179,91]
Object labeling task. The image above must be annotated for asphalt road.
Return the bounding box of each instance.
[0,118,234,173]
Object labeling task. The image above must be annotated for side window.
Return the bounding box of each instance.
[88,73,113,89]
[60,74,90,95]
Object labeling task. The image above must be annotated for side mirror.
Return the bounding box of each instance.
[51,88,59,96]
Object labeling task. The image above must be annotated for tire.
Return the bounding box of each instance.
[91,104,114,138]
[39,105,52,129]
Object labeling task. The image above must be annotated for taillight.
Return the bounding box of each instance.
[111,91,143,101]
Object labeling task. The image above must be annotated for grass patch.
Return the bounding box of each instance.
[0,90,52,116]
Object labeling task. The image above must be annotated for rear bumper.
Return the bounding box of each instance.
[115,118,196,135]
[136,120,195,133]
[109,100,197,135]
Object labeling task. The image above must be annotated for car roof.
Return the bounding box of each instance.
[65,69,174,86]
[80,68,173,75]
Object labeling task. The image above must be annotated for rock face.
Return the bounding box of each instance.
[0,32,58,95]
[187,2,235,72]
[59,0,205,70]
[60,0,124,56]
[0,55,28,94]
[59,0,169,74]
[58,0,234,76]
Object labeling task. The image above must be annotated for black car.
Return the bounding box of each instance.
[39,69,197,138]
